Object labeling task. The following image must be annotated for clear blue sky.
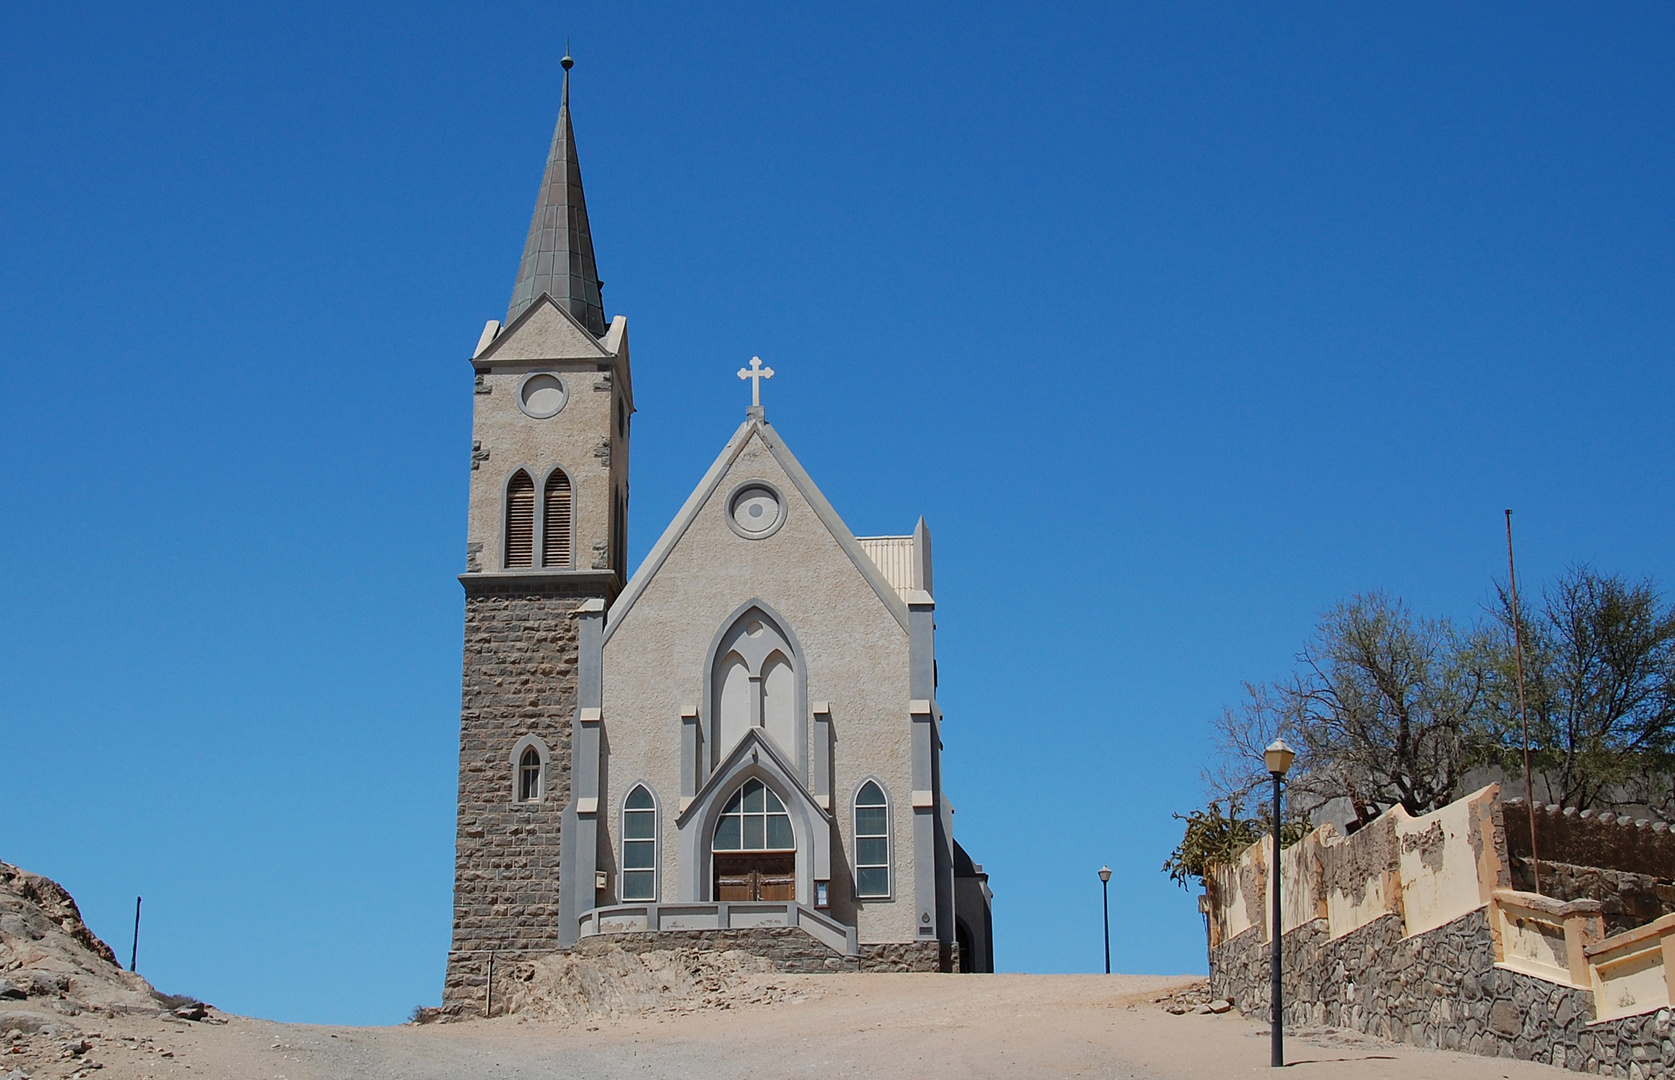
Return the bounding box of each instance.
[3,1,1671,1025]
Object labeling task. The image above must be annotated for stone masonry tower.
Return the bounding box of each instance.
[443,54,631,1010]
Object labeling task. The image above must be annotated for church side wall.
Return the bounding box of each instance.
[601,435,918,946]
[444,586,581,1010]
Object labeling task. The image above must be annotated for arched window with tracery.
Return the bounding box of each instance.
[712,778,795,901]
[542,469,572,567]
[620,786,657,901]
[854,781,890,898]
[518,746,542,802]
[504,470,535,568]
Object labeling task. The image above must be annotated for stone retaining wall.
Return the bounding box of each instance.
[1211,908,1675,1074]
[573,931,952,973]
[1507,801,1675,881]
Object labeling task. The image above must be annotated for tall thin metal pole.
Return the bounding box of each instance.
[1271,771,1284,1069]
[486,950,494,1019]
[130,896,141,972]
[1506,509,1541,895]
[1102,877,1111,975]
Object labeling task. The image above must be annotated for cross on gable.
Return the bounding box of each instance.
[737,356,774,408]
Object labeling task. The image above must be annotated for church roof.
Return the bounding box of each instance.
[505,53,607,336]
[603,415,916,642]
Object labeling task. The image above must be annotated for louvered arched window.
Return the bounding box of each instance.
[543,470,572,567]
[505,471,534,568]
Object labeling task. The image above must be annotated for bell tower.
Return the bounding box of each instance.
[443,52,630,1011]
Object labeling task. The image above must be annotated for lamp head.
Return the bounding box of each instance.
[1264,738,1296,777]
[1098,865,1112,884]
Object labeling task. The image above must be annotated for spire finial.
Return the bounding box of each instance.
[504,43,605,333]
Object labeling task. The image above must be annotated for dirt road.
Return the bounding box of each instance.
[5,973,1572,1080]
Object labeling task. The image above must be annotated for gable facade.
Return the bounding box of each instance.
[597,424,921,944]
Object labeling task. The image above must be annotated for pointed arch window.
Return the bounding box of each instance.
[518,746,542,803]
[854,781,891,898]
[505,470,535,568]
[542,470,572,567]
[713,779,794,852]
[621,786,657,901]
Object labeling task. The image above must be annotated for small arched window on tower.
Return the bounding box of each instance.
[620,786,657,901]
[542,470,572,567]
[518,746,542,803]
[613,490,627,574]
[505,470,535,568]
[854,782,891,898]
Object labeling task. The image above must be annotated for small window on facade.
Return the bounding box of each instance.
[542,470,572,567]
[518,746,542,802]
[713,779,794,851]
[855,781,890,898]
[621,786,657,901]
[505,471,535,568]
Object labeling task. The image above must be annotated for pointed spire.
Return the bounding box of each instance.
[506,48,606,335]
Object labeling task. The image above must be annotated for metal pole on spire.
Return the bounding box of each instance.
[1505,509,1541,895]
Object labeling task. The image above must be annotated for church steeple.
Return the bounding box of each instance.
[506,51,606,335]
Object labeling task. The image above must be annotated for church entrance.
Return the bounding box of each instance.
[711,778,797,902]
[714,854,796,901]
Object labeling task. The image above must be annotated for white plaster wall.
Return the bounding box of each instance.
[464,303,628,571]
[601,429,917,944]
[1323,838,1399,941]
[1395,786,1496,938]
[1216,842,1262,943]
[1272,830,1325,937]
[1209,787,1502,948]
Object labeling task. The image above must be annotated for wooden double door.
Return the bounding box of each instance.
[715,853,795,902]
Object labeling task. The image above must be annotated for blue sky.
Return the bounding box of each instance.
[2,1,1672,1025]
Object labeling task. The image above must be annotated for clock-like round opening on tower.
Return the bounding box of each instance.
[517,373,568,419]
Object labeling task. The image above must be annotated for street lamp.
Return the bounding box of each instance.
[1098,866,1113,974]
[1264,738,1296,1069]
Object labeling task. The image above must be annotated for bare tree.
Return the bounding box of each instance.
[1210,592,1486,828]
[1480,566,1675,813]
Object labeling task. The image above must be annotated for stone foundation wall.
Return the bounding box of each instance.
[445,584,589,1006]
[1510,859,1675,937]
[1507,801,1675,880]
[1211,908,1675,1074]
[570,931,953,974]
[860,941,955,973]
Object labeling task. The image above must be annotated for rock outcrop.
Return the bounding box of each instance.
[0,860,197,1020]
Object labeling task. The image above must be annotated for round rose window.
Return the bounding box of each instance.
[728,484,784,538]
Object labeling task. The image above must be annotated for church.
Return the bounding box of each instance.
[443,58,993,1009]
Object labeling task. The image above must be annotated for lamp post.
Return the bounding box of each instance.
[1264,738,1296,1069]
[1098,866,1112,975]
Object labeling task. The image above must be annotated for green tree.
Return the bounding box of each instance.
[1208,592,1486,828]
[1479,566,1675,812]
[1162,798,1309,889]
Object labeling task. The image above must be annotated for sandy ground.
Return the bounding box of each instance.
[3,973,1572,1080]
